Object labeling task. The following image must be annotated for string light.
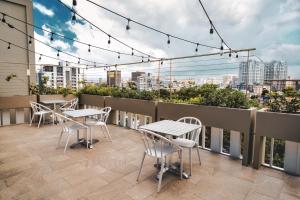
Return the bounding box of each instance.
[229,49,232,57]
[108,35,111,45]
[209,20,214,34]
[220,40,224,51]
[1,13,6,23]
[167,34,170,45]
[50,32,54,41]
[57,50,60,57]
[161,59,163,65]
[78,58,80,64]
[126,18,130,30]
[66,61,69,66]
[148,55,150,62]
[28,36,32,45]
[141,56,144,62]
[195,43,199,52]
[7,42,11,49]
[118,52,120,59]
[72,11,76,22]
[94,62,96,67]
[88,44,91,52]
[236,53,239,58]
[131,48,134,56]
[38,54,42,61]
[72,0,77,6]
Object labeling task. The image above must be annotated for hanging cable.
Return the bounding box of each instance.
[0,11,147,59]
[55,0,157,58]
[84,0,220,50]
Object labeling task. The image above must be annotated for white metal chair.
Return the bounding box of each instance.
[30,102,54,128]
[85,107,112,143]
[137,129,183,192]
[60,98,78,112]
[173,117,202,176]
[55,113,89,153]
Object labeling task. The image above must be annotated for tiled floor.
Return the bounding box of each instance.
[0,124,299,200]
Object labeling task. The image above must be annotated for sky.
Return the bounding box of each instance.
[31,0,300,82]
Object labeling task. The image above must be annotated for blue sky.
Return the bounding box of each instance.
[32,0,300,81]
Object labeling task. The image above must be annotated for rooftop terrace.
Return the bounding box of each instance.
[0,124,299,200]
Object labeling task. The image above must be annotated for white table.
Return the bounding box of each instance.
[40,99,67,111]
[140,120,201,138]
[140,120,201,179]
[63,109,105,148]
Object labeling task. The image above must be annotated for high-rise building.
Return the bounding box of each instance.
[238,60,264,88]
[264,61,287,80]
[37,63,85,90]
[131,71,145,82]
[136,73,154,91]
[107,70,121,86]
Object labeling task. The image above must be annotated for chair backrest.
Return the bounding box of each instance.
[99,107,111,123]
[70,98,78,109]
[177,117,202,143]
[30,101,51,113]
[138,129,181,158]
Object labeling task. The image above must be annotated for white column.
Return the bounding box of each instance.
[201,125,206,148]
[119,111,126,127]
[284,141,300,175]
[138,115,147,126]
[2,110,10,126]
[211,127,223,153]
[127,113,133,129]
[112,110,119,125]
[16,108,25,124]
[230,130,241,159]
[0,111,2,126]
[133,114,138,129]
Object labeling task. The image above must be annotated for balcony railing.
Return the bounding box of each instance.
[1,94,300,176]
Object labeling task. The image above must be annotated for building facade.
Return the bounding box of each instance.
[0,0,35,96]
[107,70,121,86]
[238,60,264,89]
[264,61,287,81]
[37,63,85,90]
[131,71,145,82]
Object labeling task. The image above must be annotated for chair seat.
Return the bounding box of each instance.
[67,123,87,132]
[34,110,52,115]
[147,143,178,158]
[60,108,75,112]
[173,138,196,148]
[85,119,105,126]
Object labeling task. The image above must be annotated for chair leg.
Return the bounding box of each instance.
[64,134,71,153]
[189,148,192,176]
[38,114,43,128]
[104,125,112,141]
[57,130,63,148]
[196,147,201,165]
[88,128,92,148]
[100,126,106,138]
[137,152,146,182]
[179,150,183,180]
[157,159,165,193]
[30,114,35,126]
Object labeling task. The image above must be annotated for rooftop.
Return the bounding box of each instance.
[1,124,299,200]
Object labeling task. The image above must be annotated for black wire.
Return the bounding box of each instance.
[55,0,157,59]
[4,21,108,66]
[0,37,98,67]
[0,11,146,59]
[197,0,231,50]
[84,0,220,50]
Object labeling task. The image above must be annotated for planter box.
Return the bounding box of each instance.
[157,102,256,165]
[79,94,106,108]
[38,94,76,102]
[105,97,156,119]
[253,111,300,172]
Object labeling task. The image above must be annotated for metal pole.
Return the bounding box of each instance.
[246,50,250,97]
[87,48,256,69]
[169,60,172,98]
[157,61,161,99]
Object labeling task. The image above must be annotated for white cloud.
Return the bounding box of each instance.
[33,2,54,17]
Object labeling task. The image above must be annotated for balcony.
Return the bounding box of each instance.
[1,123,300,200]
[0,94,300,199]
